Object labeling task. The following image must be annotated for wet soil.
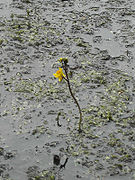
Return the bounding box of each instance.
[0,0,135,180]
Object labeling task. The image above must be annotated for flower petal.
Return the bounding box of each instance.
[53,67,65,81]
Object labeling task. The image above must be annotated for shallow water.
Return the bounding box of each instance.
[0,0,135,180]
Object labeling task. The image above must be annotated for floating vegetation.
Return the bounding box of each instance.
[0,0,135,179]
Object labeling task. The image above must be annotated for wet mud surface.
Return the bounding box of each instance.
[0,0,135,179]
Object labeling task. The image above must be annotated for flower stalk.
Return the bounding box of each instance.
[53,58,83,133]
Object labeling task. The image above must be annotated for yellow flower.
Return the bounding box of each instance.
[58,57,68,63]
[53,67,65,82]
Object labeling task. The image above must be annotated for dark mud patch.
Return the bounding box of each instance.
[0,0,135,180]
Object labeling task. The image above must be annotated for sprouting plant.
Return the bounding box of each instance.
[53,58,83,133]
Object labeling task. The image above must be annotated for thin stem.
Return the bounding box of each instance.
[63,64,82,132]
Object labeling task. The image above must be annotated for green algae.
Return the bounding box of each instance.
[32,125,46,136]
[33,170,55,180]
[0,0,135,179]
[5,60,133,176]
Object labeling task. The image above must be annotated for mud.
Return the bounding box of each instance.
[0,0,135,180]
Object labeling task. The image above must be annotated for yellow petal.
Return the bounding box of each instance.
[58,76,63,81]
[53,67,65,81]
[53,73,58,78]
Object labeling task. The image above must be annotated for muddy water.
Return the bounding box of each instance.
[0,0,135,180]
